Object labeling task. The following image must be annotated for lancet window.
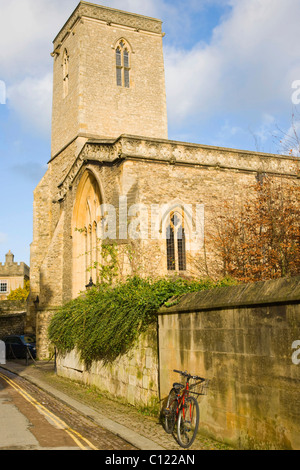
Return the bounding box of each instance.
[116,40,130,88]
[166,211,187,272]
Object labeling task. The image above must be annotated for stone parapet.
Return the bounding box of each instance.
[0,262,29,277]
[0,300,27,316]
[53,1,163,48]
[55,134,300,202]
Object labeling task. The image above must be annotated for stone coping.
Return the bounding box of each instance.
[53,1,163,47]
[0,300,27,309]
[158,276,300,315]
[50,133,300,164]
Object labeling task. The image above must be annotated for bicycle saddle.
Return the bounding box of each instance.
[173,383,184,389]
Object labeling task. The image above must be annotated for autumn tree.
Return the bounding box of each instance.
[271,109,300,158]
[212,177,300,283]
[7,280,30,301]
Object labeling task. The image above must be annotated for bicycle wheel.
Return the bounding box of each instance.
[177,396,199,448]
[164,388,177,434]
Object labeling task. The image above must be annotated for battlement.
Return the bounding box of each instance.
[53,1,163,48]
[0,252,30,278]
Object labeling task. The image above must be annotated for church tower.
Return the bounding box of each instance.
[50,1,168,157]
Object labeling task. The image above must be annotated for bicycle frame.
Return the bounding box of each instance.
[174,379,190,420]
[165,370,205,424]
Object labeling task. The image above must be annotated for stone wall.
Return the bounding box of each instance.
[56,325,158,408]
[0,301,27,339]
[53,276,300,449]
[35,308,58,360]
[0,251,30,300]
[158,276,300,450]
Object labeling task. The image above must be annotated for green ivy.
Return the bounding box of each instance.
[48,276,236,365]
[95,242,119,285]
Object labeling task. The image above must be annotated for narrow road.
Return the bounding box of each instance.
[0,368,137,451]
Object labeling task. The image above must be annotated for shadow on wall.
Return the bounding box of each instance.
[158,276,300,450]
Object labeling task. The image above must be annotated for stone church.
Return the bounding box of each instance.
[28,1,300,356]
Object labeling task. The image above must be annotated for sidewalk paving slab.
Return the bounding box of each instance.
[0,360,232,451]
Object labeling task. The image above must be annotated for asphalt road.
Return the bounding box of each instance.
[0,368,137,451]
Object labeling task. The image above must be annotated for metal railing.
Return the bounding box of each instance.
[6,343,56,370]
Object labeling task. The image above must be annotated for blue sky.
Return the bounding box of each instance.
[1,0,300,266]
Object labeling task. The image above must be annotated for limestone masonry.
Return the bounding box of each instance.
[0,251,29,301]
[29,1,300,357]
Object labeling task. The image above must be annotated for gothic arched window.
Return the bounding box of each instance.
[116,40,130,88]
[72,171,102,298]
[166,212,187,272]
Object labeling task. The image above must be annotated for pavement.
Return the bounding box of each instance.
[0,359,232,451]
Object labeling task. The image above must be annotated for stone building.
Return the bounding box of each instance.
[0,251,30,300]
[29,2,300,356]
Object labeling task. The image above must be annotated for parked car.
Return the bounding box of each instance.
[3,335,36,360]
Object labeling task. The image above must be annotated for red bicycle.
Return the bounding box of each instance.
[164,369,209,448]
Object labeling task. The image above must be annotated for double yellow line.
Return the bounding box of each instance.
[0,371,98,450]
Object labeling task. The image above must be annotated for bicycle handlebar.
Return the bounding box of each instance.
[173,369,205,382]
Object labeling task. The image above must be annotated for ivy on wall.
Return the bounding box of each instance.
[48,276,236,365]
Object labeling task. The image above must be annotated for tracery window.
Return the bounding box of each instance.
[72,171,102,298]
[116,40,130,88]
[166,212,187,272]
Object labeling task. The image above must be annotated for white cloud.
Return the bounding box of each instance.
[275,114,300,157]
[1,0,300,142]
[255,114,276,142]
[0,0,76,134]
[0,233,8,245]
[0,0,164,135]
[0,0,163,80]
[107,0,162,17]
[0,0,77,79]
[7,74,53,136]
[12,161,48,182]
[165,0,300,128]
[165,44,222,122]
